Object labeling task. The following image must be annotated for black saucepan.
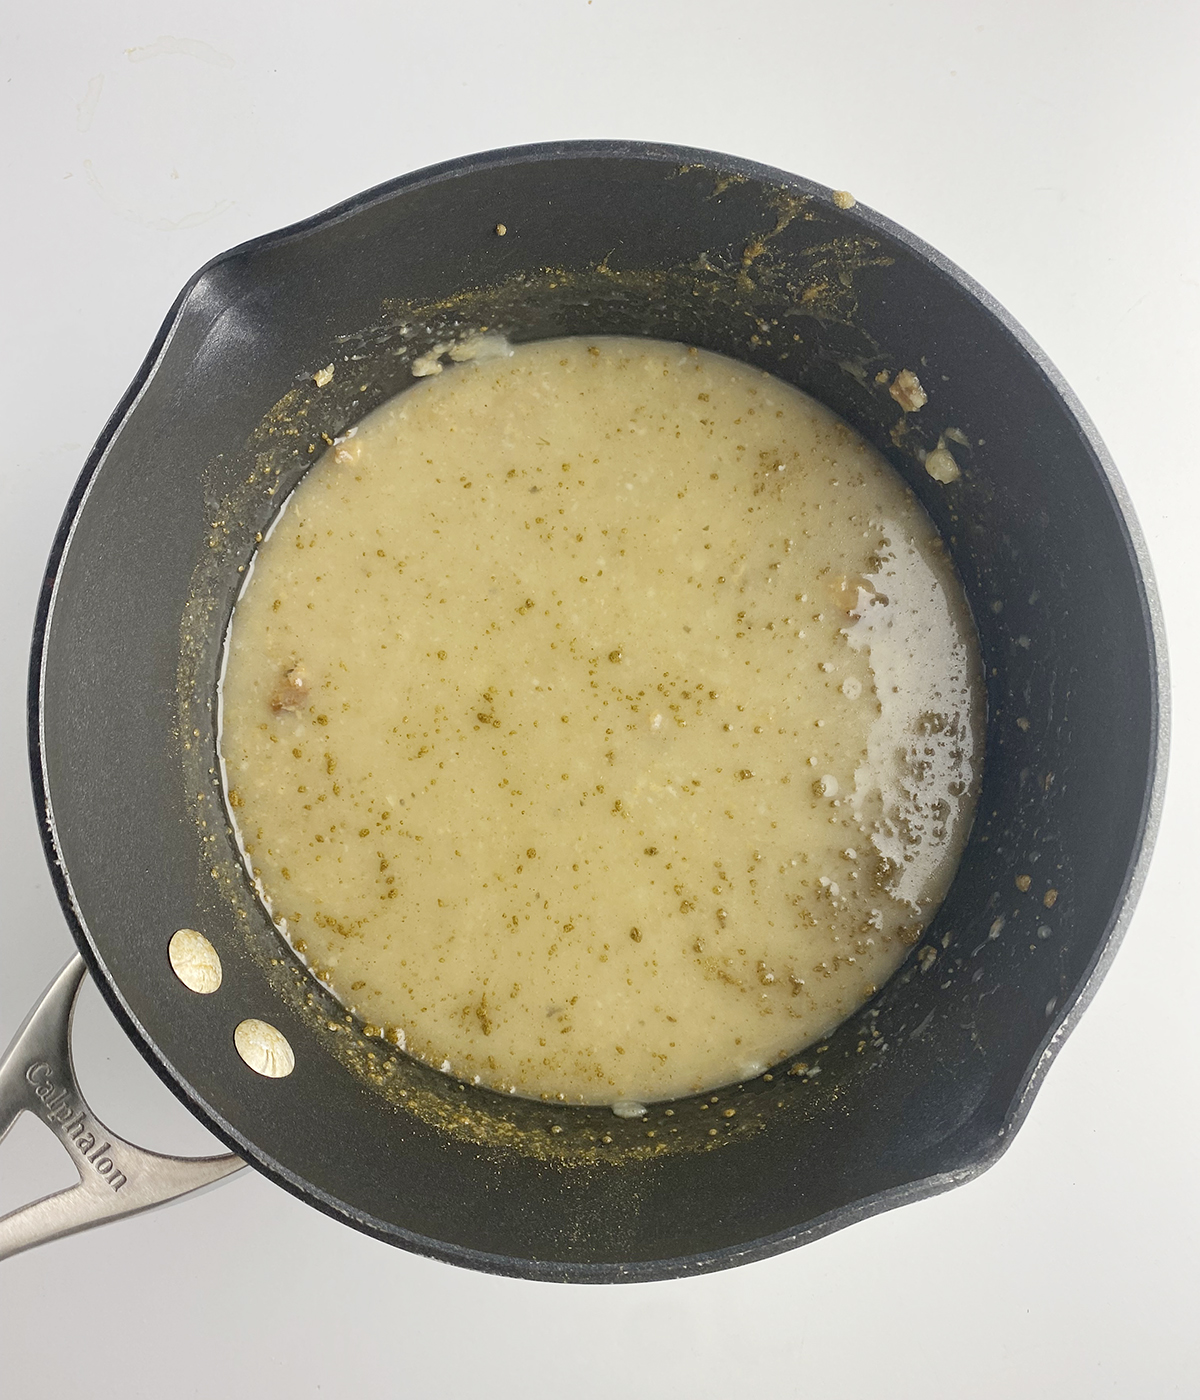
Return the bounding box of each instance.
[23,141,1165,1281]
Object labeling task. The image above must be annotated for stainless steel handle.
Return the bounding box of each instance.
[0,956,245,1262]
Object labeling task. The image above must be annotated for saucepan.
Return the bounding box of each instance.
[0,141,1166,1280]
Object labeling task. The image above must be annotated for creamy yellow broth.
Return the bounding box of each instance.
[219,337,982,1105]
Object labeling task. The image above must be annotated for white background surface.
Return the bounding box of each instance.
[1,2,1197,1395]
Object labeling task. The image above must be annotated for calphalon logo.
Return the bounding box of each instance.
[25,1062,128,1191]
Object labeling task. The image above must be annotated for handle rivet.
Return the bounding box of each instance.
[169,929,223,994]
[234,1019,295,1078]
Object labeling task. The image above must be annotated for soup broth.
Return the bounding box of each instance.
[219,337,982,1105]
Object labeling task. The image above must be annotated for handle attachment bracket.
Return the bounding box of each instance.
[0,956,245,1263]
